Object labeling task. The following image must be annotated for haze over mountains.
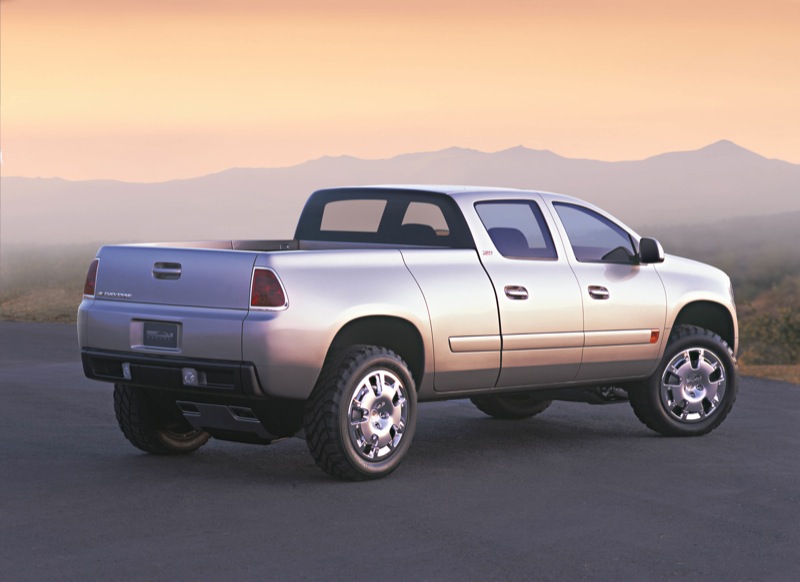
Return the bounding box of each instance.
[2,140,798,247]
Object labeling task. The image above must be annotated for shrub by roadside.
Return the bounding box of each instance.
[0,244,96,323]
[740,308,800,365]
[0,288,81,323]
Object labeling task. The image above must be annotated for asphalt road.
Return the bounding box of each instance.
[2,322,799,581]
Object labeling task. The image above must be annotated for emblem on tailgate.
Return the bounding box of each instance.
[97,291,133,299]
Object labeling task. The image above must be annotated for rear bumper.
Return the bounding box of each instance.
[81,348,264,396]
[81,348,305,443]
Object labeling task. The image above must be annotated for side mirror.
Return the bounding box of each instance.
[639,237,665,264]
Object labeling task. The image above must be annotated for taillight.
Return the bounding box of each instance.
[250,268,287,309]
[84,259,99,297]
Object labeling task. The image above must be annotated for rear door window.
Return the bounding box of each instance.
[475,201,558,260]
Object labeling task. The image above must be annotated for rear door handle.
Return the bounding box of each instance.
[588,285,610,300]
[504,285,529,300]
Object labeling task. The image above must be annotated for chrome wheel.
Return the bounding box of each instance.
[305,345,417,480]
[347,369,408,461]
[660,347,727,423]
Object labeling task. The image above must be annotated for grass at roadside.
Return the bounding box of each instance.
[1,245,97,287]
[739,364,800,386]
[0,244,97,323]
[0,288,82,323]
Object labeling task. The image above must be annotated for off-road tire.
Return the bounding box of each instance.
[470,392,552,419]
[629,325,738,436]
[304,345,417,481]
[113,384,210,455]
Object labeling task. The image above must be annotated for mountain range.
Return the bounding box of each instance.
[2,140,798,246]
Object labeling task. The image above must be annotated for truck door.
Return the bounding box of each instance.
[475,198,585,387]
[549,202,666,381]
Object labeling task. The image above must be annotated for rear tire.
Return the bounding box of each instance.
[629,325,737,436]
[470,392,552,419]
[304,345,417,481]
[113,384,210,455]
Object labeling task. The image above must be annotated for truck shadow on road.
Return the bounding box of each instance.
[96,400,702,486]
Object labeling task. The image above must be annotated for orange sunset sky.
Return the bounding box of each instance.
[1,0,799,182]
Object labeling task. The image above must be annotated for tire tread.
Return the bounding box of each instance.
[628,325,738,436]
[304,345,413,481]
[113,384,209,455]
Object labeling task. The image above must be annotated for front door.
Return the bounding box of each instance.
[550,202,667,381]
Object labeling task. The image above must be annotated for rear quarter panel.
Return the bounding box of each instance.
[242,249,433,399]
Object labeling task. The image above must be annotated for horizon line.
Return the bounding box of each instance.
[0,139,789,185]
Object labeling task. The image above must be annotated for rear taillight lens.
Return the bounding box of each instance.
[250,268,287,309]
[84,259,99,296]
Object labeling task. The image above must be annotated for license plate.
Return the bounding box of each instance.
[143,322,179,349]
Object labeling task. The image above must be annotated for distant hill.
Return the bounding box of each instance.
[645,210,800,301]
[2,140,798,246]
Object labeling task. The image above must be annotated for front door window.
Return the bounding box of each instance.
[553,203,636,264]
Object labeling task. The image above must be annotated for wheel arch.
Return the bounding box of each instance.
[327,316,426,389]
[671,301,736,352]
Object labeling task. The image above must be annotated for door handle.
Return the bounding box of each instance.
[504,285,529,300]
[153,262,182,280]
[588,285,610,300]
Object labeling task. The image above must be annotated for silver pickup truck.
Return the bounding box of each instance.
[79,185,738,480]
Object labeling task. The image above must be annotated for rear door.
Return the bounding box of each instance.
[474,197,584,387]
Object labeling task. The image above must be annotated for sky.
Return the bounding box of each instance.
[1,0,799,182]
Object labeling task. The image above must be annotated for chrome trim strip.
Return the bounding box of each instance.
[584,329,653,347]
[503,332,584,351]
[449,335,502,353]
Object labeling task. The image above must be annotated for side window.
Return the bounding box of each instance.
[475,201,557,260]
[402,202,450,236]
[320,199,387,233]
[399,202,450,244]
[553,203,636,264]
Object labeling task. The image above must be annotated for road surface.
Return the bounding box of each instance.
[2,322,798,581]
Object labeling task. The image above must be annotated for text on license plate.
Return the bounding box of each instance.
[143,322,179,349]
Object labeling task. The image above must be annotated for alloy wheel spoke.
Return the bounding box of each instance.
[350,406,370,426]
[347,368,409,462]
[661,345,726,423]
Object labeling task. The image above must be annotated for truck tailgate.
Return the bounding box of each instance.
[94,246,258,309]
[81,246,260,361]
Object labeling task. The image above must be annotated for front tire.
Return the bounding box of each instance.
[113,384,210,455]
[470,392,552,419]
[304,346,417,481]
[629,325,737,436]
